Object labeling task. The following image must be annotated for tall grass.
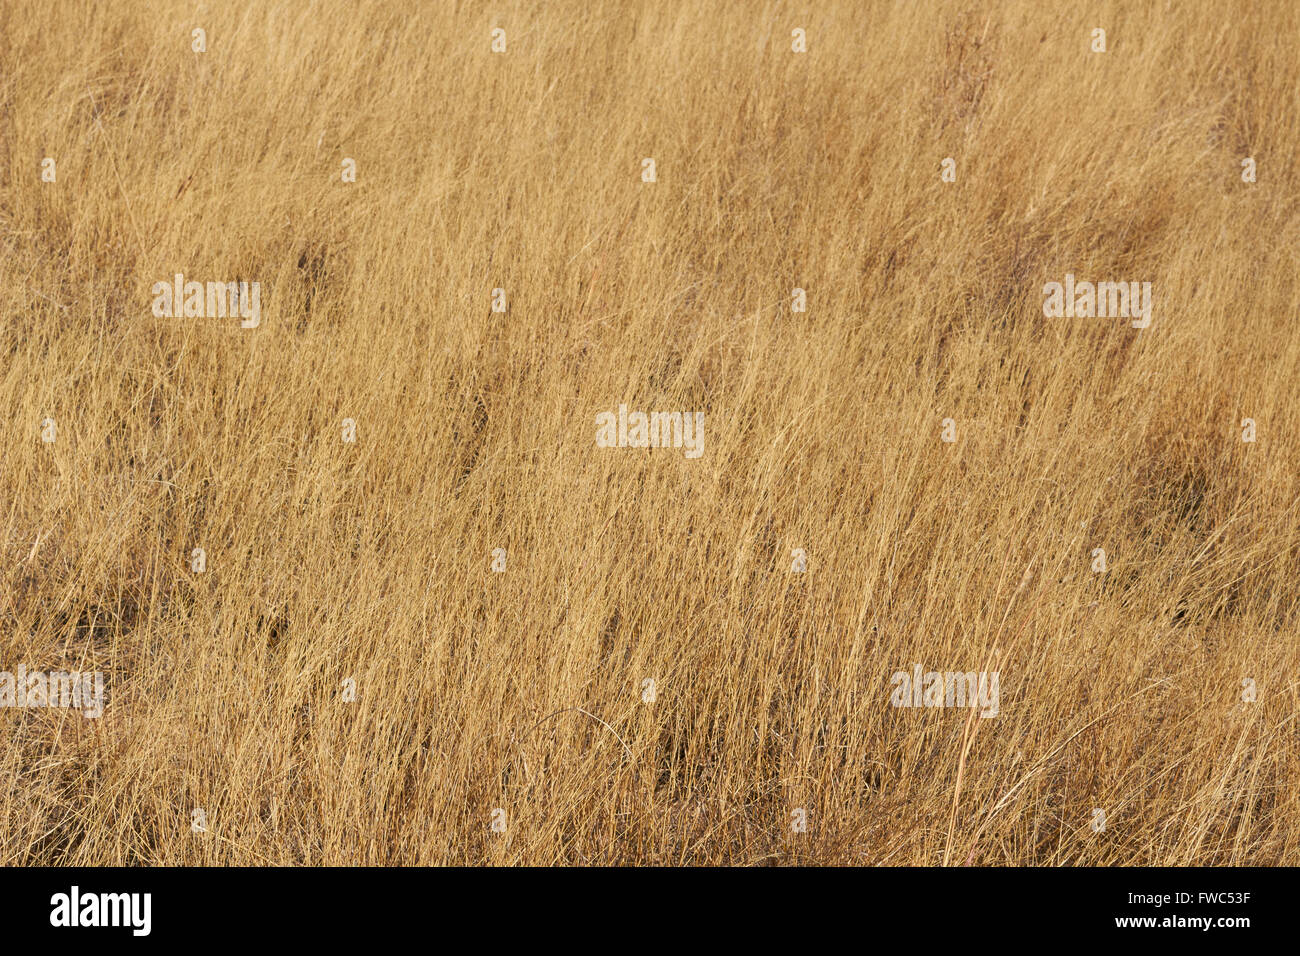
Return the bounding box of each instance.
[1,0,1297,864]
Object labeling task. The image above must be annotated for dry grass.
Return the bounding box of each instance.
[1,0,1298,865]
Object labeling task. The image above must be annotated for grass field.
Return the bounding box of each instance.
[1,0,1298,865]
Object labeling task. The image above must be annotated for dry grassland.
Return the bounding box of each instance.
[1,0,1298,864]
